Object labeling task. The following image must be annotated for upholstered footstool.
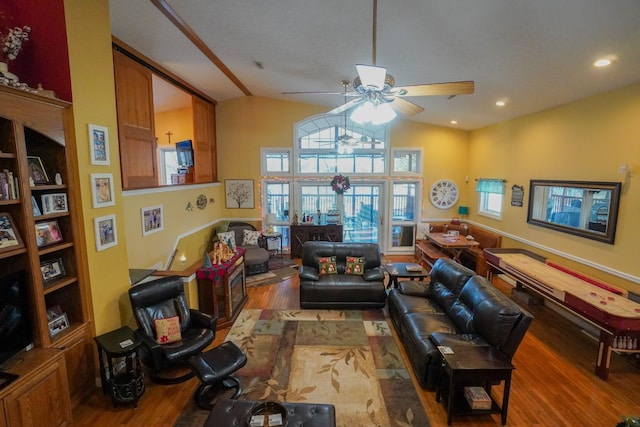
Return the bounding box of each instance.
[188,342,248,409]
[203,399,336,427]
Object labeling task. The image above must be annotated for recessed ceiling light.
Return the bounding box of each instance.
[496,100,507,107]
[593,55,617,68]
[450,120,458,125]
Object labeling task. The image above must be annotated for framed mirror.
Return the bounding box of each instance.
[527,180,621,244]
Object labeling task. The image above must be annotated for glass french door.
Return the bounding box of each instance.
[342,183,384,245]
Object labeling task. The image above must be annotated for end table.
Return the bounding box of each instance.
[435,345,514,426]
[94,326,145,407]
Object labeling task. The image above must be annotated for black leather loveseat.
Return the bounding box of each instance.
[299,241,387,309]
[388,258,533,388]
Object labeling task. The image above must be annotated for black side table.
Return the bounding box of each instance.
[435,345,514,426]
[94,325,145,407]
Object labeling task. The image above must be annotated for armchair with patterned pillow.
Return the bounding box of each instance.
[216,221,269,275]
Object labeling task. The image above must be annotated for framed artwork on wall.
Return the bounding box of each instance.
[225,179,254,209]
[141,205,163,236]
[89,124,110,165]
[91,173,115,208]
[94,214,118,251]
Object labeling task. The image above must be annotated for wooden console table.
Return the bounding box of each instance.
[290,224,343,258]
[196,249,247,329]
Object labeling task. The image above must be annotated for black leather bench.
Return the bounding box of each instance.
[203,398,336,427]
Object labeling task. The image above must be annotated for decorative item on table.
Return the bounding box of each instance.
[325,208,340,224]
[450,217,461,225]
[330,174,351,194]
[616,415,640,427]
[210,241,235,265]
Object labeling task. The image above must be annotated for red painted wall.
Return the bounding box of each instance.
[2,0,72,101]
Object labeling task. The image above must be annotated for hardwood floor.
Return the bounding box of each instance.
[73,256,640,426]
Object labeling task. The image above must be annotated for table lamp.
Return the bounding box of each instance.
[458,206,469,219]
[266,213,276,233]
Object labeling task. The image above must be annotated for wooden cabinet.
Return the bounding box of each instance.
[290,224,343,258]
[0,86,92,416]
[197,256,247,329]
[1,349,72,427]
[113,47,217,188]
[113,50,158,189]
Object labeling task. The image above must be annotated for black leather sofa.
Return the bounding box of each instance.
[388,258,533,388]
[298,241,387,309]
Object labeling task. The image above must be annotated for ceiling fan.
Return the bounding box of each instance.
[283,0,475,123]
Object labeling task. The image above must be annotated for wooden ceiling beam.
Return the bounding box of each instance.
[150,0,253,97]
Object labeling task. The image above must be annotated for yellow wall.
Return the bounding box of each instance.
[64,0,131,335]
[121,183,223,270]
[155,107,193,148]
[469,82,640,293]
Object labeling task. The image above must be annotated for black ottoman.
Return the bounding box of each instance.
[189,342,247,409]
[204,399,336,427]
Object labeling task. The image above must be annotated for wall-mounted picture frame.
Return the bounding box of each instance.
[42,193,69,215]
[0,212,24,254]
[225,179,254,209]
[94,214,117,251]
[91,173,115,208]
[89,123,110,166]
[40,257,66,284]
[27,156,49,185]
[141,205,163,236]
[35,220,63,247]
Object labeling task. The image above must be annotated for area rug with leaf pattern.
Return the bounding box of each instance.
[175,309,430,427]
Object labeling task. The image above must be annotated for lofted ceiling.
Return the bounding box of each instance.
[109,0,640,130]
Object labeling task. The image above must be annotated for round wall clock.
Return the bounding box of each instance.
[429,179,459,209]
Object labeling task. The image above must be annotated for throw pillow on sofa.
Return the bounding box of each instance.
[346,256,365,275]
[218,231,236,248]
[242,229,261,246]
[319,256,337,275]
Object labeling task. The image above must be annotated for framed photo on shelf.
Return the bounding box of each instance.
[94,214,117,251]
[90,173,115,208]
[225,179,255,209]
[89,123,110,166]
[0,212,24,254]
[141,205,163,236]
[40,257,66,283]
[48,312,70,337]
[41,193,69,215]
[35,220,63,247]
[27,156,50,185]
[32,196,42,216]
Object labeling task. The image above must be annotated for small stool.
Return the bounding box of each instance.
[189,341,248,409]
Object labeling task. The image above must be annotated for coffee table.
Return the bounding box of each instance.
[204,398,336,427]
[435,345,514,426]
[383,262,429,289]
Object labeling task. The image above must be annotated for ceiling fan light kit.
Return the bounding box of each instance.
[351,101,396,125]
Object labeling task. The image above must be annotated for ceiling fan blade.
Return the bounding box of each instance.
[282,90,359,95]
[325,98,364,115]
[393,81,475,97]
[356,64,387,90]
[390,97,424,117]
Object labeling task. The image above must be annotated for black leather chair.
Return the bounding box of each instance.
[128,276,216,384]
